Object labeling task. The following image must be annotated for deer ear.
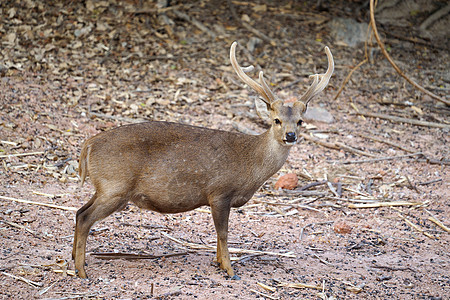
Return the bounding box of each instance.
[255,98,271,121]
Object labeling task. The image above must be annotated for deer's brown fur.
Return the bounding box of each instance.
[72,42,334,279]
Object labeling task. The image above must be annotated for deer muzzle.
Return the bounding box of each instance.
[284,132,297,144]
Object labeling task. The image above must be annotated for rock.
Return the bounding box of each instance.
[333,220,352,234]
[247,37,262,53]
[329,17,370,47]
[303,107,334,123]
[274,173,298,190]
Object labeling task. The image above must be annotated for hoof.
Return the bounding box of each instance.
[230,274,241,280]
[75,269,88,279]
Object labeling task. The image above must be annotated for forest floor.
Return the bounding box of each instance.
[0,1,449,299]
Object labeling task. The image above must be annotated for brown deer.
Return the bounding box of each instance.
[72,41,334,279]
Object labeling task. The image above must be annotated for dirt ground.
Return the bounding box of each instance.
[0,1,449,299]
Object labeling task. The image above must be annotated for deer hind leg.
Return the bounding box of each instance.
[73,193,127,279]
[210,199,234,277]
[72,193,98,260]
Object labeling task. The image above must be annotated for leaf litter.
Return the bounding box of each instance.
[0,0,448,299]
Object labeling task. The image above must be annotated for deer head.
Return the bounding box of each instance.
[230,41,334,146]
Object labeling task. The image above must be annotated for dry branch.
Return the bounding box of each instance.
[425,210,450,233]
[90,252,188,260]
[253,200,323,213]
[312,253,333,266]
[172,10,216,38]
[397,213,436,239]
[369,0,449,106]
[427,217,450,233]
[161,232,296,258]
[356,133,416,153]
[419,4,450,31]
[277,281,322,290]
[348,201,423,209]
[0,195,77,211]
[334,59,368,100]
[257,281,277,293]
[300,133,377,157]
[1,219,41,238]
[341,152,423,164]
[241,22,276,46]
[53,269,77,276]
[2,271,43,288]
[356,111,450,129]
[371,264,416,272]
[0,151,45,158]
[227,0,276,46]
[250,289,279,300]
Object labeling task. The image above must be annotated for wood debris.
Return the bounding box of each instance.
[397,213,436,239]
[161,232,296,258]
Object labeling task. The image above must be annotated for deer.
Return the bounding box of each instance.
[72,41,334,279]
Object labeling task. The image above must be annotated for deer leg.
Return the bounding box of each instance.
[72,193,97,260]
[73,194,126,279]
[210,200,234,277]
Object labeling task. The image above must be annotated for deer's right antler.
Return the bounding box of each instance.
[230,41,276,105]
[300,46,334,105]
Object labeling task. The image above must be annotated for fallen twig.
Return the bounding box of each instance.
[2,271,43,288]
[50,292,98,299]
[417,178,442,186]
[226,0,276,46]
[356,111,450,129]
[405,175,420,193]
[341,152,423,164]
[257,281,277,293]
[250,289,279,300]
[356,133,416,153]
[334,59,368,100]
[53,269,76,276]
[253,200,323,213]
[38,281,58,296]
[397,213,436,239]
[425,210,450,233]
[371,264,416,272]
[348,201,423,209]
[1,219,42,238]
[155,287,182,299]
[311,253,333,266]
[161,232,296,258]
[419,3,450,33]
[300,221,334,240]
[0,151,45,159]
[0,195,77,211]
[297,181,327,191]
[241,22,276,46]
[88,110,144,123]
[277,281,322,290]
[300,133,377,157]
[369,0,449,106]
[90,251,188,260]
[172,9,216,38]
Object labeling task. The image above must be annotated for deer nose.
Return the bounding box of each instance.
[285,132,297,143]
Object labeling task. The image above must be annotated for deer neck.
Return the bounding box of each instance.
[253,127,292,177]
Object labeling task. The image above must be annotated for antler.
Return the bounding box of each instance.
[300,46,334,105]
[230,41,276,105]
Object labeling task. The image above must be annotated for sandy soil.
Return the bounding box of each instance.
[0,1,448,299]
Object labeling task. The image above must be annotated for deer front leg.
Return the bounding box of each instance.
[210,199,235,278]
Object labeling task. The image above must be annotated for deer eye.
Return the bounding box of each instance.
[274,118,281,125]
[297,120,303,126]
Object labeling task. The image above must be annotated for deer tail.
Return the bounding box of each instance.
[78,140,92,186]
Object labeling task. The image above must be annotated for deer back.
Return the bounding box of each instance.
[79,121,290,212]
